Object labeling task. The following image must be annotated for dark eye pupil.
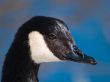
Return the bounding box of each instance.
[49,34,56,39]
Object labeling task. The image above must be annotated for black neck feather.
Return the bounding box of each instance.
[1,35,40,82]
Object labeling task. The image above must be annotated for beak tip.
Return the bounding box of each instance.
[84,55,97,65]
[88,58,97,65]
[90,61,97,65]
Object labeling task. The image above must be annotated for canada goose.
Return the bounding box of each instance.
[1,16,97,82]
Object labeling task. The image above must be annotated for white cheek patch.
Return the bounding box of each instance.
[28,31,60,63]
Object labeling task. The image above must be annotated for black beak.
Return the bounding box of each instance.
[62,46,97,65]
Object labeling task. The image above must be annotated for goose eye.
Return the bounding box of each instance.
[48,33,57,39]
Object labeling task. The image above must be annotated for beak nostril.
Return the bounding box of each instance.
[72,45,85,58]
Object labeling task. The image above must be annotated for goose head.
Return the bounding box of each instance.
[23,16,97,65]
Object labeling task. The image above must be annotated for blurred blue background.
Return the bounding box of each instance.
[0,0,110,82]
